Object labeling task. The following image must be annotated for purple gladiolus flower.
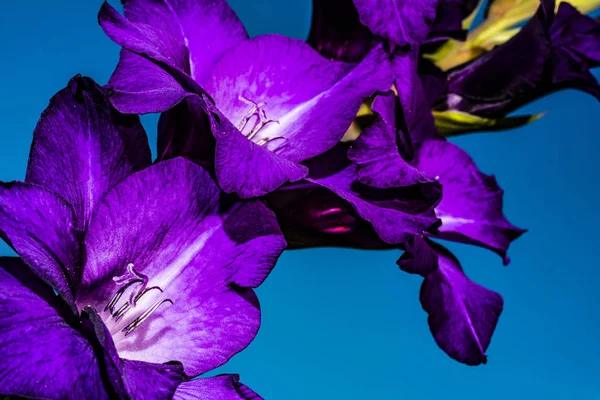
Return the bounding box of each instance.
[97,0,394,198]
[0,76,285,399]
[441,0,600,118]
[97,0,443,243]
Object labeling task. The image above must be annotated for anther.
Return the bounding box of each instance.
[122,298,174,336]
[256,136,287,147]
[112,263,149,307]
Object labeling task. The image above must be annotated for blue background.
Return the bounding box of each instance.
[1,1,599,399]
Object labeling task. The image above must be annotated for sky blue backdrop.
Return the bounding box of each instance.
[1,1,599,399]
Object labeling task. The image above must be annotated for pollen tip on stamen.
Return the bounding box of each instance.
[121,298,174,337]
[256,136,287,147]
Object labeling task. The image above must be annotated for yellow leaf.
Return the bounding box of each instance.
[433,110,545,136]
[427,0,600,71]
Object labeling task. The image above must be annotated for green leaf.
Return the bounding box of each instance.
[433,110,545,136]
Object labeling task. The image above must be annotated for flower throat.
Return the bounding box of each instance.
[103,263,173,337]
[237,95,286,147]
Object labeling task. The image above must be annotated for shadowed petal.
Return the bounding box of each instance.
[352,0,439,46]
[80,307,186,399]
[122,0,248,84]
[205,36,394,162]
[398,237,504,366]
[307,0,375,62]
[418,59,447,107]
[0,182,79,304]
[550,2,600,66]
[414,140,525,264]
[121,360,186,400]
[348,92,434,188]
[174,375,261,400]
[157,96,216,162]
[428,0,479,41]
[266,184,390,249]
[80,158,286,376]
[122,360,186,400]
[348,92,434,189]
[0,258,108,399]
[26,75,151,230]
[392,50,441,145]
[306,146,441,244]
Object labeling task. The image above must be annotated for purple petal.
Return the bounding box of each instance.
[0,258,108,399]
[174,375,261,400]
[80,307,186,399]
[80,307,129,398]
[121,360,186,400]
[205,36,394,163]
[80,158,286,375]
[392,50,441,145]
[122,0,248,84]
[428,0,479,41]
[26,76,151,229]
[418,59,447,107]
[157,96,216,162]
[414,140,525,264]
[99,1,190,71]
[551,2,600,66]
[107,49,189,114]
[352,0,439,46]
[99,0,248,114]
[348,92,435,188]
[306,146,441,244]
[307,0,375,62]
[398,237,504,366]
[347,50,441,187]
[0,182,80,304]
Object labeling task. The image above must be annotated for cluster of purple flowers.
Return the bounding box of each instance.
[0,0,598,398]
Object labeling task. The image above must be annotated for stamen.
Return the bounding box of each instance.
[122,298,174,336]
[103,264,174,338]
[104,278,143,314]
[236,95,280,141]
[112,286,164,322]
[246,109,280,141]
[236,95,266,132]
